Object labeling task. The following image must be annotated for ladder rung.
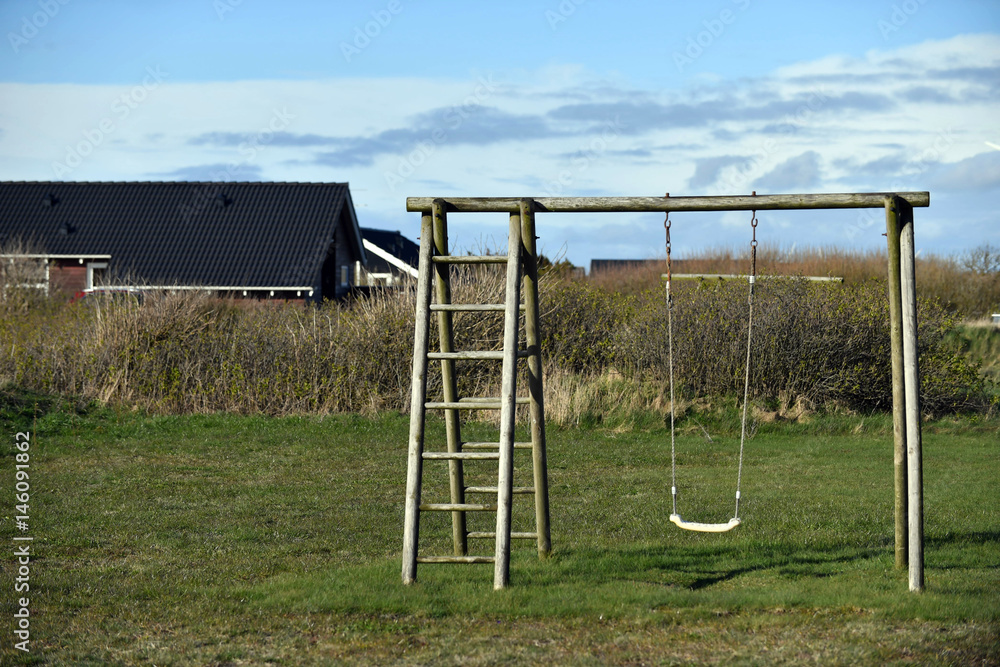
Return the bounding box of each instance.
[422,452,500,461]
[428,351,503,360]
[465,486,535,494]
[430,303,527,312]
[468,532,538,540]
[427,350,532,360]
[417,555,495,564]
[420,503,496,512]
[426,397,530,410]
[464,442,534,450]
[431,255,508,265]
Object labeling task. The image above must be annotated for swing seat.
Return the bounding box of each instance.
[669,514,741,533]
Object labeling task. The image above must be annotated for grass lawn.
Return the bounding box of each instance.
[1,393,998,665]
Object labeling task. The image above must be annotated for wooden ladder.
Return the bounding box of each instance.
[402,199,551,590]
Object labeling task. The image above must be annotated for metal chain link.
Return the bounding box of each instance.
[735,194,758,519]
[663,193,678,515]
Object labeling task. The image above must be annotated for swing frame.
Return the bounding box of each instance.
[405,191,929,593]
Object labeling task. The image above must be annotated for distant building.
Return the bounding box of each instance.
[357,227,419,287]
[589,259,663,276]
[0,181,367,302]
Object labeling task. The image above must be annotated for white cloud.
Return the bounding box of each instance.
[930,151,1000,192]
[753,151,822,192]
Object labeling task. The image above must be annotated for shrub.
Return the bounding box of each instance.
[0,255,991,418]
[616,277,988,414]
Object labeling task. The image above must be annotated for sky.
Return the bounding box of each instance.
[1,0,998,269]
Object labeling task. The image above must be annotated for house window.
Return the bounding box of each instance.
[340,265,349,287]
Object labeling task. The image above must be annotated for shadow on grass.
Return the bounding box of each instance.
[545,541,888,589]
[926,530,1000,547]
[0,384,105,434]
[247,539,904,620]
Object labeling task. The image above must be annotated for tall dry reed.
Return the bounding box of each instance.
[590,244,1000,319]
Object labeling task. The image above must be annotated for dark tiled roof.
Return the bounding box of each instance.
[589,259,662,275]
[360,227,419,273]
[0,181,365,288]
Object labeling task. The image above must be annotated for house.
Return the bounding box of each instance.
[356,227,419,287]
[589,259,663,276]
[0,181,367,302]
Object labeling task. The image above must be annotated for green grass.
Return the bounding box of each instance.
[1,393,998,665]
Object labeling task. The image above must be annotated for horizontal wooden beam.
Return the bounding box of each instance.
[666,273,844,282]
[406,192,930,213]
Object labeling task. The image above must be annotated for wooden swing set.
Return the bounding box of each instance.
[401,191,929,592]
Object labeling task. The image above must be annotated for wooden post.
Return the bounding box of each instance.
[519,199,552,558]
[885,198,908,570]
[431,200,467,556]
[402,212,436,585]
[897,198,925,592]
[493,211,523,590]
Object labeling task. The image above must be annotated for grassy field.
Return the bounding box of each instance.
[1,393,998,665]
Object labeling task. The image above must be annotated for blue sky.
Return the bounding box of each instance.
[1,0,998,267]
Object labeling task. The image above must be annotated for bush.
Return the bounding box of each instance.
[1,290,416,416]
[616,277,989,414]
[0,262,991,418]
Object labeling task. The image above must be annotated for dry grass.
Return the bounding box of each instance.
[591,244,1000,318]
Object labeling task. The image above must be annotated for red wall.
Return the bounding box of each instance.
[49,262,87,295]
